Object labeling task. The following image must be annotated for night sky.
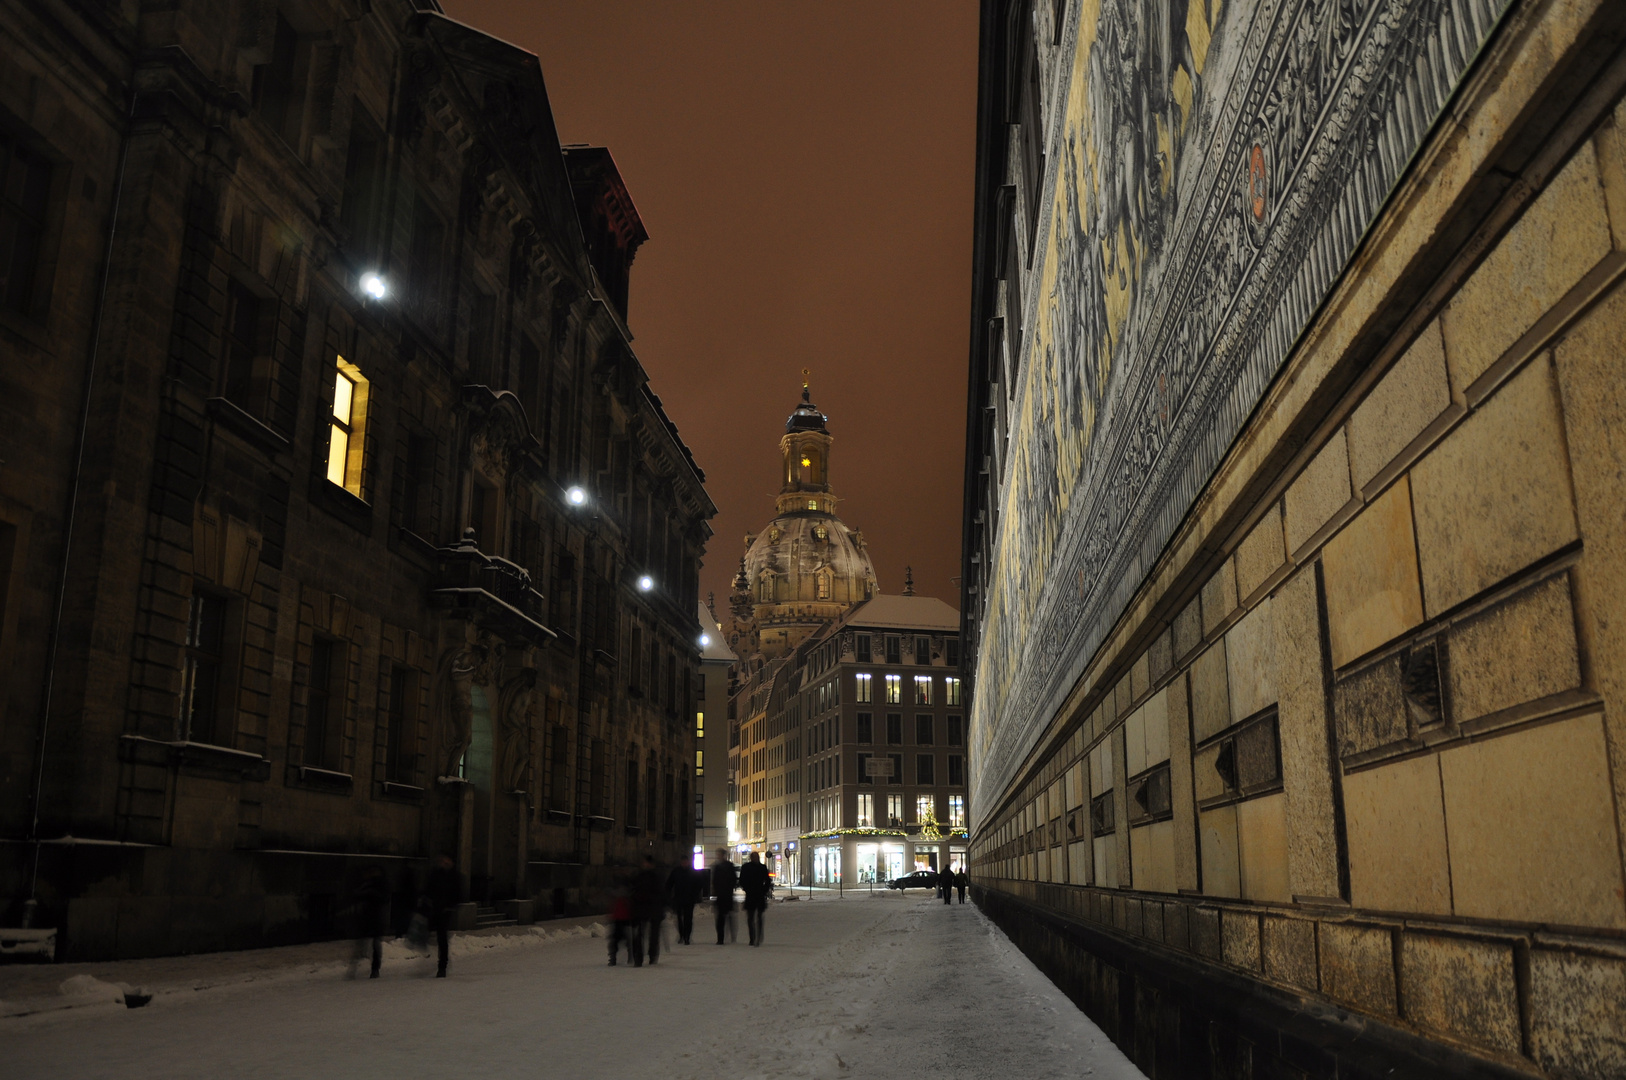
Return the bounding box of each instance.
[441,1,978,614]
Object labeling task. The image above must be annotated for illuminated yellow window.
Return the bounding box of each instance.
[807,500,817,510]
[325,357,369,497]
[696,749,704,775]
[854,673,872,703]
[696,711,704,739]
[885,675,901,704]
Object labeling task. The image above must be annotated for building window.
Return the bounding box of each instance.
[916,714,934,745]
[384,665,418,783]
[916,794,934,821]
[916,754,935,785]
[0,133,52,317]
[887,793,903,827]
[858,753,872,784]
[857,792,874,827]
[409,196,447,330]
[946,639,959,667]
[856,634,872,662]
[807,499,818,511]
[549,722,570,812]
[886,713,903,745]
[884,675,901,704]
[1128,764,1173,825]
[945,677,962,706]
[252,12,309,149]
[339,106,384,255]
[885,636,901,664]
[854,673,872,703]
[857,712,873,744]
[915,637,931,663]
[221,281,267,414]
[757,570,774,603]
[696,711,704,739]
[1090,791,1116,837]
[947,715,963,746]
[180,591,229,744]
[889,753,903,786]
[326,357,369,497]
[948,755,963,786]
[914,676,932,705]
[948,794,965,827]
[626,757,640,826]
[695,749,704,776]
[304,637,344,769]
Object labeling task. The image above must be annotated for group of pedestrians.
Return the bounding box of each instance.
[610,848,775,967]
[939,864,968,905]
[346,852,463,981]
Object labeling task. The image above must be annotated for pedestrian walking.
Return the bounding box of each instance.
[630,855,664,966]
[956,867,968,904]
[940,865,952,905]
[349,867,389,979]
[710,848,738,945]
[740,852,771,946]
[608,882,634,966]
[422,854,460,979]
[667,862,701,945]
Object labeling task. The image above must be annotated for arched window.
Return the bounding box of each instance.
[816,568,833,600]
[757,570,775,603]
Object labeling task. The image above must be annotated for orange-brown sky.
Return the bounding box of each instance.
[442,1,978,613]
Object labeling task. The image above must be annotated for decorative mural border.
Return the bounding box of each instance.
[972,0,1514,818]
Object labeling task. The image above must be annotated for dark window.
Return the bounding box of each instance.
[856,634,871,662]
[0,133,52,316]
[385,665,418,783]
[856,712,873,744]
[222,281,266,414]
[948,755,963,786]
[1129,764,1173,825]
[399,434,431,537]
[916,753,935,785]
[409,197,446,331]
[647,764,658,833]
[339,108,383,254]
[629,626,643,693]
[518,334,541,420]
[945,639,959,667]
[886,713,902,745]
[549,720,570,812]
[252,13,307,148]
[180,591,228,744]
[885,636,901,664]
[625,757,640,826]
[916,714,933,746]
[947,715,963,746]
[1203,711,1283,805]
[304,637,343,769]
[1090,791,1115,837]
[915,637,931,663]
[858,752,872,785]
[590,737,606,814]
[888,753,903,786]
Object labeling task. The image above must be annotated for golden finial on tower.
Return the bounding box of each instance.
[801,368,811,402]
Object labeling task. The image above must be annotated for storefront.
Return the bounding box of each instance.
[799,829,969,885]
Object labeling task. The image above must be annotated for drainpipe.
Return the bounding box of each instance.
[21,94,136,928]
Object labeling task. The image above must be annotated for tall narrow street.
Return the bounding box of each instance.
[3,896,1142,1080]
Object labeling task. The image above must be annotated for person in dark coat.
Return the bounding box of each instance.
[667,862,701,945]
[739,852,771,946]
[607,883,634,966]
[629,855,664,966]
[956,867,968,904]
[350,867,389,979]
[940,864,953,904]
[710,849,738,945]
[422,854,461,978]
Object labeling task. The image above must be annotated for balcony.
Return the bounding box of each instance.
[430,529,557,643]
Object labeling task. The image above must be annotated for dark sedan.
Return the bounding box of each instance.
[887,870,940,891]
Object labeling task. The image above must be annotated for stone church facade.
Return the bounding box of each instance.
[964,0,1626,1077]
[1,0,713,959]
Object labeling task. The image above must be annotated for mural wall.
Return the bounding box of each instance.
[972,0,1512,815]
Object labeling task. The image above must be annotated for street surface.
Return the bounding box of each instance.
[2,892,1144,1080]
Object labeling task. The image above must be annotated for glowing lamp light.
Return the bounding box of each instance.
[566,486,586,506]
[359,272,387,300]
[637,575,655,592]
[698,634,711,647]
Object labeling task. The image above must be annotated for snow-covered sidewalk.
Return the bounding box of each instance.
[1,894,1143,1080]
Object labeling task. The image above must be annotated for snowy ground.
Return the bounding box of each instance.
[1,892,1144,1080]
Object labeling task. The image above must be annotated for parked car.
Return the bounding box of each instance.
[887,870,940,891]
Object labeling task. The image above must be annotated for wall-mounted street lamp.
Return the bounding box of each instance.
[637,575,655,592]
[566,486,587,506]
[359,272,388,300]
[699,634,711,647]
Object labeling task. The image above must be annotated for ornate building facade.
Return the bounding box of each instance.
[963,0,1626,1077]
[1,0,713,960]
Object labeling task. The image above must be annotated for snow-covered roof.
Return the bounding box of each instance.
[841,594,960,633]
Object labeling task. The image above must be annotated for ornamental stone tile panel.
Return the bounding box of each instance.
[1322,477,1425,668]
[1347,319,1454,493]
[1167,674,1199,892]
[1237,792,1291,904]
[1200,559,1238,638]
[1441,143,1614,394]
[1343,754,1452,916]
[1412,355,1579,618]
[1333,654,1409,758]
[1399,931,1522,1055]
[1142,686,1169,768]
[1225,598,1276,722]
[1125,703,1147,778]
[1130,820,1175,894]
[1528,947,1626,1077]
[1262,915,1319,992]
[1446,571,1581,725]
[1235,504,1286,603]
[1285,431,1353,556]
[1221,908,1262,973]
[1320,922,1398,1016]
[1199,804,1240,898]
[1190,906,1221,962]
[1439,713,1626,928]
[1173,595,1203,663]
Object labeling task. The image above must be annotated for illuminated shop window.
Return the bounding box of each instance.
[948,795,965,827]
[857,792,874,827]
[885,675,901,704]
[915,794,933,822]
[325,357,369,497]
